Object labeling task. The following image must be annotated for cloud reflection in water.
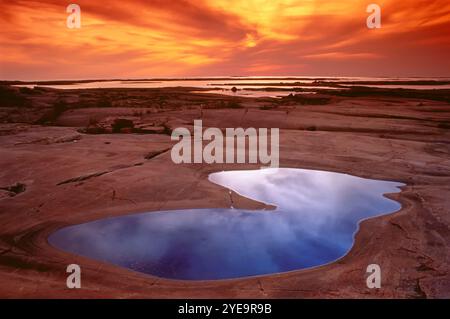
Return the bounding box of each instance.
[49,168,403,280]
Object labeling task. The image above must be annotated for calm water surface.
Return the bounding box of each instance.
[49,168,403,280]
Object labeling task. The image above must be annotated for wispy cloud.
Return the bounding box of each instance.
[1,0,449,79]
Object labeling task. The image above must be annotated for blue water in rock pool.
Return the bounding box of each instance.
[48,168,403,280]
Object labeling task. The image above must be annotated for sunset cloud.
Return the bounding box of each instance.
[1,0,449,80]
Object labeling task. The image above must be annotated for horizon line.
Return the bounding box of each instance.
[3,75,450,83]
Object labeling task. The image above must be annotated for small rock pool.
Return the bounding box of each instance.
[48,168,403,280]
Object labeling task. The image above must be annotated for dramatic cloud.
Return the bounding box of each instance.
[1,0,449,79]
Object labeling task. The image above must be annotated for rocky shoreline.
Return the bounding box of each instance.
[0,85,449,298]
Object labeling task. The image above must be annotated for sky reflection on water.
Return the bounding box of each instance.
[49,168,403,280]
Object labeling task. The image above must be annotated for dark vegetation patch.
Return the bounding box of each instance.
[0,86,30,108]
[161,122,172,135]
[437,122,450,129]
[112,118,134,133]
[79,117,172,135]
[0,183,27,197]
[283,94,331,105]
[97,96,113,108]
[36,99,68,124]
[218,100,243,109]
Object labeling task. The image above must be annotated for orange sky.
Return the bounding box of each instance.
[1,0,450,80]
